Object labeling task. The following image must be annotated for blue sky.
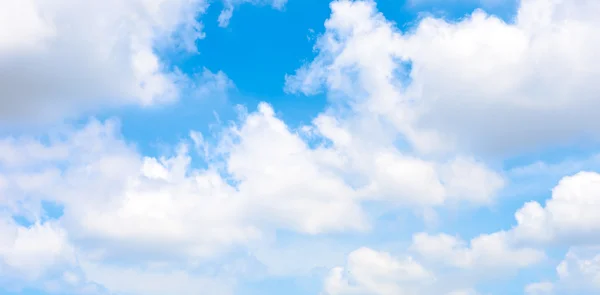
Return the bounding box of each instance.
[1,0,600,295]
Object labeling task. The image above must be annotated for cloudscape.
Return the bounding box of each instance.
[1,0,599,294]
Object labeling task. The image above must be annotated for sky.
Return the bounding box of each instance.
[1,0,600,294]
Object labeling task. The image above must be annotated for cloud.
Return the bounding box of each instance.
[555,246,600,292]
[513,171,600,245]
[0,0,278,123]
[286,0,600,156]
[4,0,600,294]
[528,246,600,294]
[0,2,517,292]
[4,111,367,263]
[322,247,484,295]
[411,232,544,270]
[0,105,367,289]
[525,281,554,295]
[322,232,543,295]
[322,247,434,295]
[0,0,207,121]
[0,98,504,293]
[0,218,74,282]
[222,104,368,234]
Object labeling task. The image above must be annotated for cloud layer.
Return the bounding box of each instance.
[1,0,600,294]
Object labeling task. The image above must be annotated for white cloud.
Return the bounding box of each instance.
[20,110,367,263]
[0,218,75,281]
[411,231,544,270]
[523,247,600,294]
[322,232,543,295]
[525,281,554,295]
[0,98,504,293]
[223,104,368,234]
[438,157,505,205]
[322,247,434,295]
[218,0,287,27]
[0,4,513,281]
[6,0,600,294]
[0,0,278,123]
[513,171,600,245]
[0,0,207,121]
[322,247,484,295]
[282,2,506,208]
[0,0,525,282]
[555,247,600,292]
[286,0,600,156]
[0,105,369,291]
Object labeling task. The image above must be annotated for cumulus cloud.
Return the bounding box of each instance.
[528,246,600,294]
[0,218,74,281]
[555,247,600,292]
[0,97,506,293]
[286,0,600,156]
[0,103,361,291]
[411,231,544,270]
[0,111,368,265]
[0,0,276,123]
[3,0,600,294]
[525,281,554,295]
[322,233,543,295]
[0,0,206,120]
[513,171,600,245]
[322,247,435,295]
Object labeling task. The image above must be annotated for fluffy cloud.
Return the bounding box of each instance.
[3,0,600,294]
[322,247,435,295]
[527,246,600,294]
[0,113,353,292]
[322,247,485,295]
[0,0,277,123]
[309,115,504,208]
[513,171,600,245]
[411,232,544,270]
[322,233,543,295]
[0,110,368,265]
[285,0,506,207]
[0,218,74,281]
[0,95,504,267]
[287,0,600,156]
[555,247,600,292]
[0,98,506,293]
[524,281,554,295]
[0,0,206,120]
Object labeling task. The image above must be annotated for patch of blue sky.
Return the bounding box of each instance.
[95,0,334,160]
[396,0,519,23]
[9,200,61,228]
[238,276,321,295]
